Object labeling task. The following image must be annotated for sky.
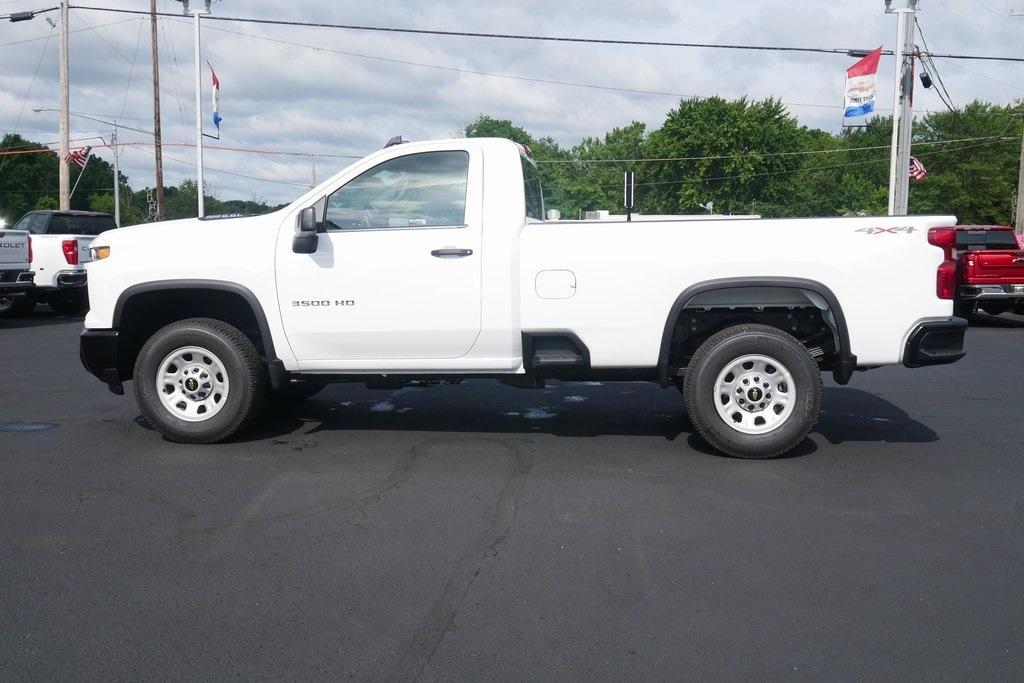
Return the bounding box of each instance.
[0,0,1022,206]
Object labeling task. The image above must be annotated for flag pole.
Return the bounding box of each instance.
[68,152,91,201]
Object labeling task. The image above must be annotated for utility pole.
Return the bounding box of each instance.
[1016,124,1024,233]
[58,0,70,210]
[111,125,121,227]
[885,0,918,216]
[150,0,165,220]
[310,160,316,189]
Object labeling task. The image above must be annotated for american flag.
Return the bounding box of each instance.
[64,145,91,169]
[909,156,928,181]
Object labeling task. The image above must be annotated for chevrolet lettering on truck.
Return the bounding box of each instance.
[80,137,968,458]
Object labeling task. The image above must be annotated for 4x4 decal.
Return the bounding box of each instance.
[855,226,916,235]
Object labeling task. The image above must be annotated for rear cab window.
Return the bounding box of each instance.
[47,215,117,236]
[521,153,544,222]
[956,229,1019,251]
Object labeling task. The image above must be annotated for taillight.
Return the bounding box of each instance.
[62,239,79,265]
[27,235,32,264]
[936,260,957,300]
[928,227,957,300]
[927,227,956,253]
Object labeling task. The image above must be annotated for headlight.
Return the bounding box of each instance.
[90,246,110,260]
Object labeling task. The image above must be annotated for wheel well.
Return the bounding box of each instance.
[115,287,271,380]
[661,283,851,384]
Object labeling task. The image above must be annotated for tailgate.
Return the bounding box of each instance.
[0,230,29,265]
[965,250,1024,283]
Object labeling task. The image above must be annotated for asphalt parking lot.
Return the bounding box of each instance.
[2,309,1023,680]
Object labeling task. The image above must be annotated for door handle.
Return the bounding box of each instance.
[431,248,473,258]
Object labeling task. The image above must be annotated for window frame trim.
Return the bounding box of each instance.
[321,149,472,234]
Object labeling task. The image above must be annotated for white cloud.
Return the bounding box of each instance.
[0,0,1021,205]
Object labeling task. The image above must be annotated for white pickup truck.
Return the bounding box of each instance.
[9,209,113,315]
[0,228,35,315]
[80,137,967,458]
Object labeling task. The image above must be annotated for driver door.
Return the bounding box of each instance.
[276,148,482,364]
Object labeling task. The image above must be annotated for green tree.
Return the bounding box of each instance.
[641,97,811,216]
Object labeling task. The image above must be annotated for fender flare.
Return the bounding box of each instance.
[113,279,280,364]
[656,276,856,386]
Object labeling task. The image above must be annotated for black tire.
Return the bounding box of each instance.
[682,324,822,459]
[270,379,328,405]
[0,293,36,317]
[47,288,89,315]
[134,318,267,444]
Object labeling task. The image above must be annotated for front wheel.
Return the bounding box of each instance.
[682,324,822,459]
[134,318,267,443]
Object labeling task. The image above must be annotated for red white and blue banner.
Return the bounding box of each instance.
[844,47,883,118]
[209,62,222,130]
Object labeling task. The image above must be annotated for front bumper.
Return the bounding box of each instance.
[903,317,968,368]
[959,284,1024,302]
[80,329,123,395]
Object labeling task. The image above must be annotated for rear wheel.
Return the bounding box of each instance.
[134,318,267,444]
[682,324,822,459]
[980,302,1011,316]
[47,288,89,315]
[0,293,37,317]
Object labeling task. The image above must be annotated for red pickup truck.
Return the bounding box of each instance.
[953,226,1024,317]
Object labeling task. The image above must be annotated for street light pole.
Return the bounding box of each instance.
[58,0,70,210]
[111,124,120,227]
[191,4,210,217]
[885,0,918,217]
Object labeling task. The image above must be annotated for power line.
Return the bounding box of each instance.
[182,19,944,115]
[0,23,52,174]
[534,135,1017,164]
[65,4,1024,63]
[0,16,137,49]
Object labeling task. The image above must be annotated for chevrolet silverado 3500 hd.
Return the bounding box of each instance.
[80,137,967,458]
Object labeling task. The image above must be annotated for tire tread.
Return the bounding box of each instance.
[682,323,823,459]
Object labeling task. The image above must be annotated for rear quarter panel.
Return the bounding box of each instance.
[520,216,956,367]
[30,234,94,288]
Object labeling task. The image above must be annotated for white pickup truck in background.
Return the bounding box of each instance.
[80,137,968,458]
[0,228,35,315]
[9,210,114,315]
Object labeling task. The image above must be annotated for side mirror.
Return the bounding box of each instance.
[292,206,318,254]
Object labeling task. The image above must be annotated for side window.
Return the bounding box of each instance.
[324,151,469,231]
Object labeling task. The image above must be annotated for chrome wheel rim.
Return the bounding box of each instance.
[155,346,230,422]
[714,354,795,435]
